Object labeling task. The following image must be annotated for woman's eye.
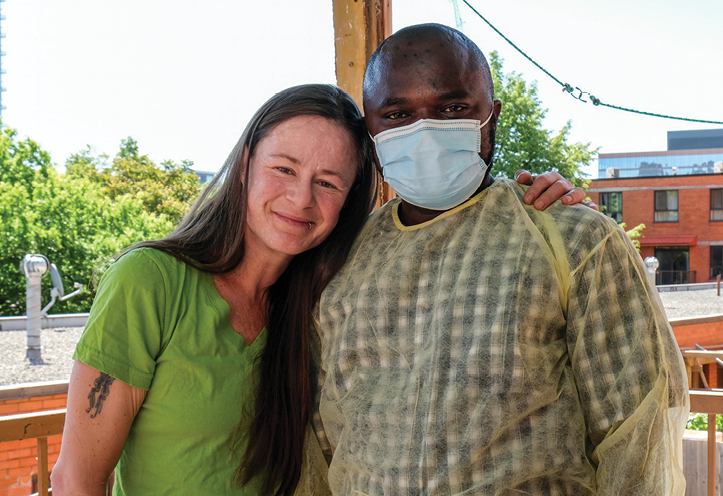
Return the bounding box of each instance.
[318,181,337,190]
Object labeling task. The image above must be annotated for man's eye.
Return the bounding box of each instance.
[276,167,293,174]
[442,105,464,113]
[386,112,408,120]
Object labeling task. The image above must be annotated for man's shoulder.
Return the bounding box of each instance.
[493,178,628,266]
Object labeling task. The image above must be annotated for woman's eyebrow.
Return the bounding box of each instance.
[269,153,301,164]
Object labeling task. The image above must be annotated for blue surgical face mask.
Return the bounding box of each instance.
[372,110,494,211]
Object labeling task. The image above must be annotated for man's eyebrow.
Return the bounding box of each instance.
[378,96,411,109]
[378,90,471,110]
[269,153,300,164]
[438,89,471,100]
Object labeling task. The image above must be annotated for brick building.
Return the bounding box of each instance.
[588,129,723,285]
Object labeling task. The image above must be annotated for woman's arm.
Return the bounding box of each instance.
[515,169,599,211]
[51,361,146,496]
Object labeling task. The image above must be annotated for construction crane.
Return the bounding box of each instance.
[0,0,5,118]
[449,0,464,31]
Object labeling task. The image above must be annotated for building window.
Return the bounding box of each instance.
[711,189,723,221]
[712,246,723,279]
[655,246,692,284]
[654,190,678,222]
[599,192,623,223]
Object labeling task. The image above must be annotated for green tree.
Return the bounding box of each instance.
[490,52,597,187]
[65,137,201,224]
[687,412,722,432]
[65,145,108,178]
[0,126,53,186]
[0,127,175,315]
[619,222,646,251]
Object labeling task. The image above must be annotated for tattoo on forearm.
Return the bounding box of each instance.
[86,372,115,418]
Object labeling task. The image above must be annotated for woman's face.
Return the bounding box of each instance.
[244,115,358,264]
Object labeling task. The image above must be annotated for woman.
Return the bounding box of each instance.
[51,84,587,496]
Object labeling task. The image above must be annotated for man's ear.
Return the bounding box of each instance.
[370,140,383,176]
[493,99,502,119]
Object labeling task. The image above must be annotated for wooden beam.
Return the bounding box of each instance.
[332,0,391,108]
[0,408,65,443]
[681,350,723,360]
[689,389,723,414]
[333,0,395,209]
[332,0,367,108]
[364,0,392,66]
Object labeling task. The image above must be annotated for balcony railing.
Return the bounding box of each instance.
[0,408,65,496]
[0,396,721,495]
[689,390,723,496]
[657,270,697,285]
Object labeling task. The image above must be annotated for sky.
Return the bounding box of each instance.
[2,0,722,179]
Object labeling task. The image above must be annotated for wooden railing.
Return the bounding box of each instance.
[0,408,65,496]
[0,392,721,496]
[689,389,723,496]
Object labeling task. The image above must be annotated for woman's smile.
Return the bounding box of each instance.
[273,211,314,229]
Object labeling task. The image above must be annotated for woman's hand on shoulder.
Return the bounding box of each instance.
[51,361,146,496]
[514,169,599,211]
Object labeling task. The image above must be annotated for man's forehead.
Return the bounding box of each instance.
[368,51,485,106]
[374,75,474,105]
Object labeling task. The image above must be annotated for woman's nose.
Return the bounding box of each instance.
[286,181,315,207]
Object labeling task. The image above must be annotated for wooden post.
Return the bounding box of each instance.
[332,0,367,108]
[717,274,720,296]
[692,360,702,389]
[707,413,716,496]
[332,0,395,209]
[697,358,711,389]
[689,391,723,496]
[36,437,49,496]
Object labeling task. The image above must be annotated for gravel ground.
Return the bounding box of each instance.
[0,327,83,386]
[1,289,722,386]
[658,288,723,320]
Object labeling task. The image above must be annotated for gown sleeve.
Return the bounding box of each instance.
[566,228,689,496]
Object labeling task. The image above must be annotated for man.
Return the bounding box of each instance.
[314,24,688,495]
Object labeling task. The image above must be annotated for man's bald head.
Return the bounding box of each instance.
[363,23,494,110]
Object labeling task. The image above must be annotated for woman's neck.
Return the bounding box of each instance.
[227,249,290,299]
[213,249,291,346]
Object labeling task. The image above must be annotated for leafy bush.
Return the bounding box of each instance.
[66,137,200,224]
[619,222,646,251]
[687,412,723,432]
[0,127,191,315]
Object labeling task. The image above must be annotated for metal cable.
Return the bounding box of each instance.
[460,0,723,125]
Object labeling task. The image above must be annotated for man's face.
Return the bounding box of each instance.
[364,39,501,167]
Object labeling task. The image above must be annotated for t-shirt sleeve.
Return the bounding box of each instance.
[73,249,168,390]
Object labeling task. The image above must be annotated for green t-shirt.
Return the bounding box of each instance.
[73,248,266,495]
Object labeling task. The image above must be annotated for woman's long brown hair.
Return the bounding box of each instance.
[134,84,377,495]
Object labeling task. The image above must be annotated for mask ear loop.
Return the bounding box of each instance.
[479,108,495,129]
